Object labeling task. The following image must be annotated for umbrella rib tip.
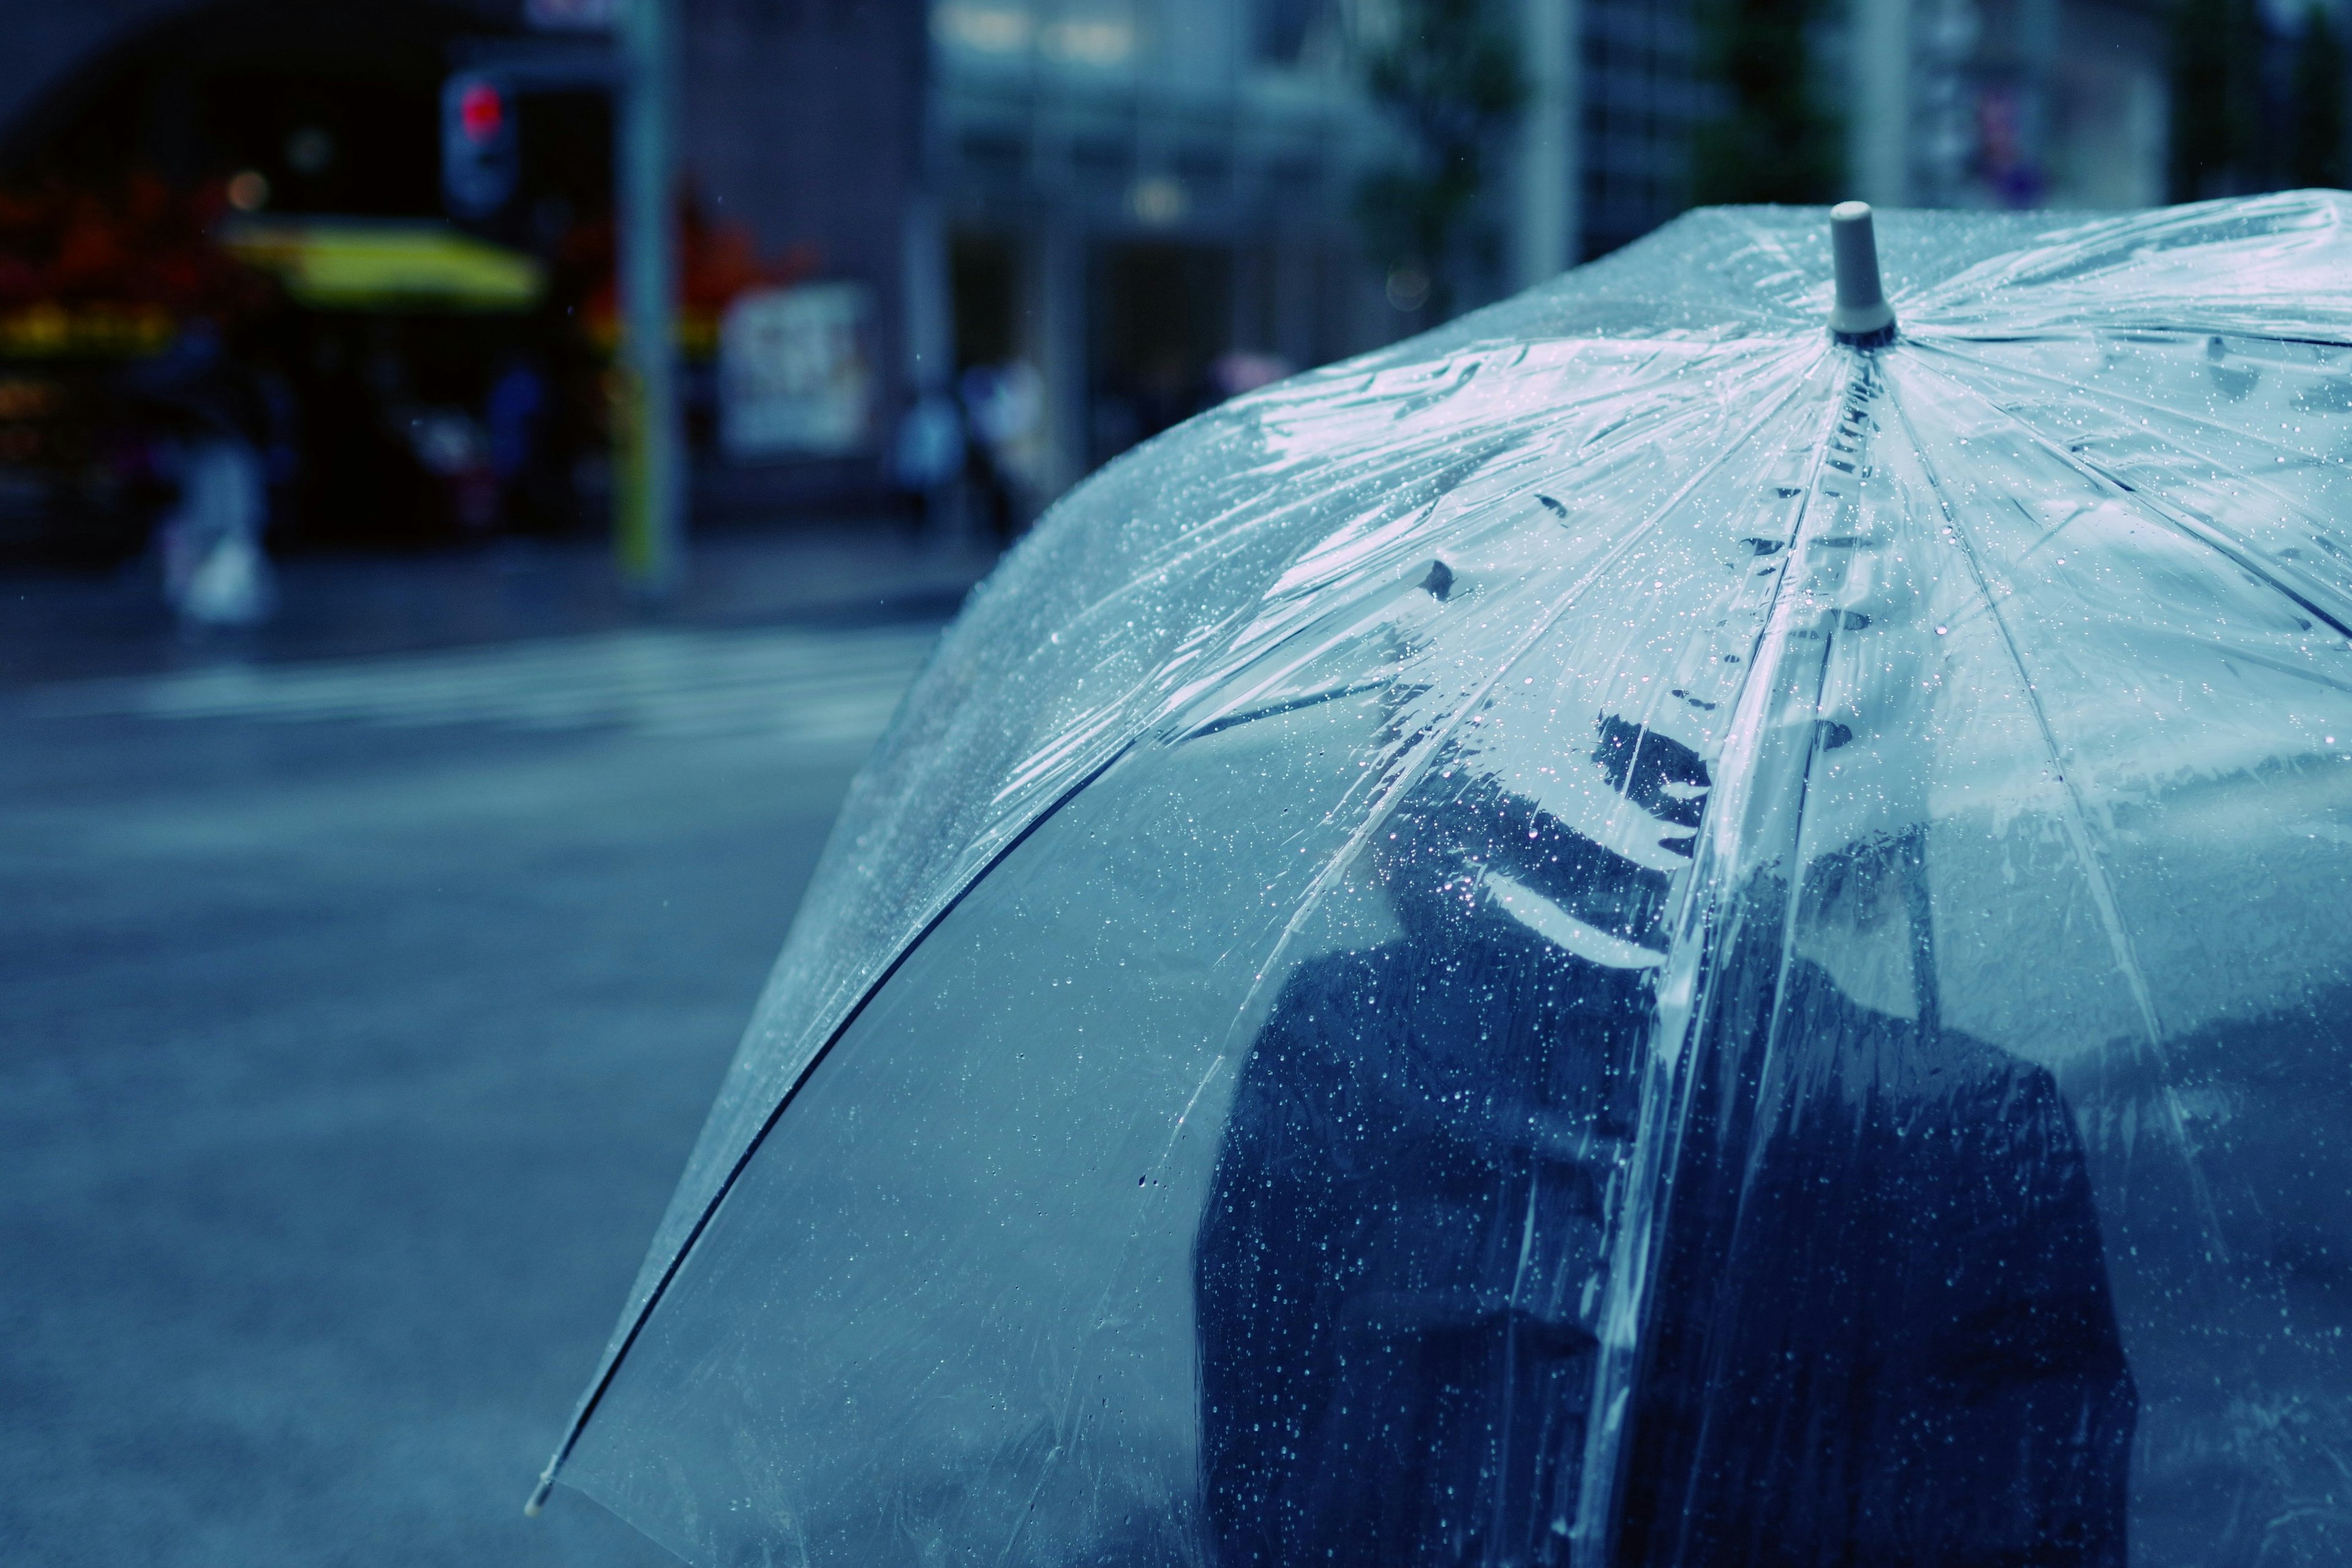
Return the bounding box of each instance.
[1828,200,1898,347]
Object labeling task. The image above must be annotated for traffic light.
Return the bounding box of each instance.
[442,72,518,218]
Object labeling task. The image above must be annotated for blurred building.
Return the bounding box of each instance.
[919,0,1722,503]
[1845,0,2171,211]
[1507,0,1709,273]
[0,0,922,554]
[920,0,1399,500]
[0,0,2207,559]
[1520,0,2173,273]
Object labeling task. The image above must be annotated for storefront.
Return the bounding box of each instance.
[0,0,923,560]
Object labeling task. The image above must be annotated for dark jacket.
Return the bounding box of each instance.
[1197,906,1646,1566]
[1196,891,2133,1567]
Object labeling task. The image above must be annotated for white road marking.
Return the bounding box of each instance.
[28,622,943,746]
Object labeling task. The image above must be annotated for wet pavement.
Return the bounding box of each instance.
[0,521,992,687]
[0,523,995,1565]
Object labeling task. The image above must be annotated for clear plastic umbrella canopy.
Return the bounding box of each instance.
[538,195,2352,1567]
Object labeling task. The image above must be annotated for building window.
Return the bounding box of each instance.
[1256,0,1332,66]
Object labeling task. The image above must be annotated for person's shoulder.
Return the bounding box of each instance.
[1258,943,1418,1037]
[1782,959,2069,1119]
[1274,943,1395,1001]
[1883,1011,2079,1161]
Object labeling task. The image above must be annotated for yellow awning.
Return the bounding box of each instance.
[222,219,544,312]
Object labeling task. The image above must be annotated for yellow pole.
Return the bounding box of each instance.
[614,0,680,595]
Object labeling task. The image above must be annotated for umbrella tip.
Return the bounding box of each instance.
[1828,201,1897,347]
[525,1472,555,1518]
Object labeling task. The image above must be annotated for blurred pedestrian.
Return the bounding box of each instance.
[1210,349,1291,401]
[157,435,274,627]
[890,386,965,540]
[131,320,276,627]
[959,361,1041,542]
[485,356,547,526]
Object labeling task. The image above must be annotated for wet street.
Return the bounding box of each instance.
[0,532,983,1566]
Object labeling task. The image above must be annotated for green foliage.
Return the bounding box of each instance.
[1354,0,1527,322]
[2169,0,2268,198]
[2291,6,2347,189]
[1691,0,1842,205]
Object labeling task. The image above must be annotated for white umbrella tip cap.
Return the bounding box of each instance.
[1828,202,1896,342]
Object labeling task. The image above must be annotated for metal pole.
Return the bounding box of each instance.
[1513,0,1578,287]
[1851,0,1912,208]
[1030,213,1084,502]
[615,0,682,595]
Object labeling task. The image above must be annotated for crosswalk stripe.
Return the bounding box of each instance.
[26,622,944,745]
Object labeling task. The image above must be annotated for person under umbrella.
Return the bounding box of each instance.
[1197,719,2133,1566]
[529,197,2352,1568]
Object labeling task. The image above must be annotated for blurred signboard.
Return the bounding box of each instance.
[718,283,875,461]
[524,0,618,30]
[221,220,543,312]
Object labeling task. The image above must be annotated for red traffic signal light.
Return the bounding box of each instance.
[458,80,505,145]
[443,72,518,217]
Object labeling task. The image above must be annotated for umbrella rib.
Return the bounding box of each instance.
[537,345,1830,1513]
[1882,370,2165,1041]
[1049,344,1836,1246]
[526,747,1131,1515]
[1910,330,2352,353]
[1909,334,2352,477]
[1166,349,1834,1565]
[1107,342,1797,726]
[1572,355,1861,1568]
[1910,336,2352,599]
[1177,677,1397,741]
[1017,342,1830,1084]
[1221,352,1834,1068]
[1899,350,2352,642]
[1878,368,2231,1264]
[997,442,1494,749]
[537,333,1840,1525]
[1227,349,1799,628]
[1128,340,1751,604]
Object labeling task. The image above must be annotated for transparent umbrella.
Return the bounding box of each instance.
[534,195,2352,1567]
